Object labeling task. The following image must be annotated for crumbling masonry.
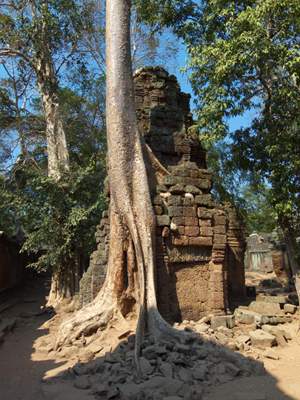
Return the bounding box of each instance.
[79,68,246,321]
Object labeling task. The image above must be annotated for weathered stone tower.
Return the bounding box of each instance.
[80,67,246,321]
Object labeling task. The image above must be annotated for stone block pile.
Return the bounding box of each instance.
[177,293,298,357]
[56,333,264,400]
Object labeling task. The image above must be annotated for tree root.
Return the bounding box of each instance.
[55,298,116,349]
[148,307,193,342]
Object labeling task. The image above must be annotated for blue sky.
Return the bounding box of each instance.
[168,39,255,133]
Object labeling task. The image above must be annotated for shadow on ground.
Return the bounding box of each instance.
[0,275,297,400]
[42,330,296,400]
[0,273,64,400]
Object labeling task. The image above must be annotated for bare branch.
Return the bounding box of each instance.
[0,48,34,69]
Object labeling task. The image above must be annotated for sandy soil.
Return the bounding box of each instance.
[0,276,300,400]
[206,339,300,400]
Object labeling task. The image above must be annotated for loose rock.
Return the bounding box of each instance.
[250,330,277,348]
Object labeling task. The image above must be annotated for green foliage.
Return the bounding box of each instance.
[0,159,106,272]
[0,76,107,273]
[0,0,88,57]
[184,0,300,141]
[0,175,18,237]
[239,185,277,234]
[206,141,277,234]
[141,0,300,233]
[134,0,198,35]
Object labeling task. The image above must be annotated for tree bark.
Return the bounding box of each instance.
[37,59,72,306]
[279,214,300,303]
[32,0,71,305]
[56,0,187,360]
[36,55,71,306]
[36,61,70,181]
[282,225,300,303]
[29,0,70,181]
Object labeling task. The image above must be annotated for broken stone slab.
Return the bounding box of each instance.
[234,308,291,326]
[261,325,288,346]
[196,315,211,324]
[256,295,288,304]
[226,315,235,329]
[235,335,251,351]
[211,316,227,330]
[177,367,192,383]
[73,375,91,390]
[226,341,237,351]
[195,323,209,333]
[250,330,277,348]
[249,301,283,316]
[160,362,173,378]
[142,344,167,359]
[284,303,297,314]
[139,356,154,375]
[265,314,293,325]
[191,363,207,380]
[215,332,230,346]
[211,315,235,330]
[234,309,261,325]
[216,326,234,337]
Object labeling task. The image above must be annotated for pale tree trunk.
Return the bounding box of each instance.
[32,1,71,306]
[279,213,300,304]
[36,59,72,307]
[35,55,71,307]
[37,65,70,181]
[29,0,70,181]
[56,0,187,362]
[283,225,300,304]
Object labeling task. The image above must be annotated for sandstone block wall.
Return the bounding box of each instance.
[79,67,246,320]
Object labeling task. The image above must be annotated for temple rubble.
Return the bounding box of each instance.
[79,67,246,321]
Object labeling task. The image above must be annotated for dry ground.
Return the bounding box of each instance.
[0,274,300,400]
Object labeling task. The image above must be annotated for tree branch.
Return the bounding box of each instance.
[0,48,35,69]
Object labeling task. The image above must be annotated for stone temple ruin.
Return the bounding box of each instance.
[80,67,246,322]
[245,232,291,286]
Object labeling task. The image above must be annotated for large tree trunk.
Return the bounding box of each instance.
[36,55,71,306]
[282,225,300,303]
[30,0,70,181]
[37,67,70,181]
[46,258,82,309]
[279,215,300,304]
[33,4,71,305]
[56,0,186,360]
[36,61,71,306]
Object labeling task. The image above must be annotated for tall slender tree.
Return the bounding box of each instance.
[0,0,91,180]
